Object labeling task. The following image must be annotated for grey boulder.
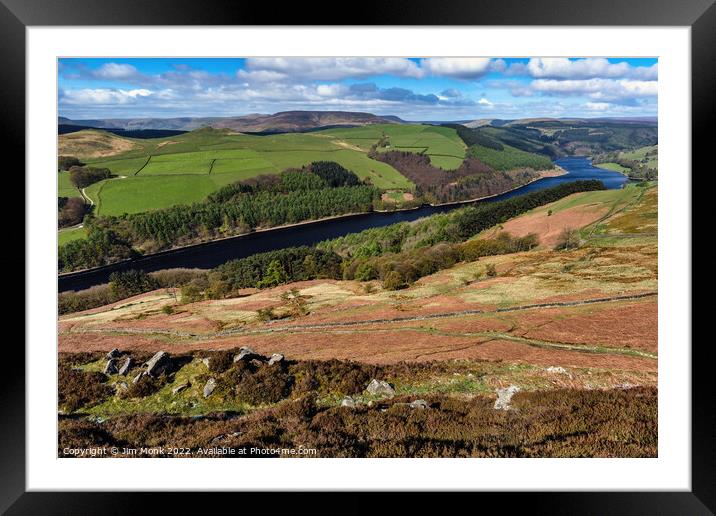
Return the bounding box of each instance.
[203,378,217,398]
[145,351,170,376]
[106,348,121,359]
[103,359,119,375]
[234,346,263,362]
[341,396,357,408]
[409,399,429,410]
[494,385,521,410]
[365,379,395,398]
[268,353,285,366]
[118,357,133,376]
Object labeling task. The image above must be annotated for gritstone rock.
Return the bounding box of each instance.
[118,357,133,375]
[103,358,118,375]
[203,378,217,398]
[494,385,521,410]
[365,379,395,398]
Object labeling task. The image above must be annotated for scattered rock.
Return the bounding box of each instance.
[364,379,395,398]
[210,431,241,445]
[545,366,568,375]
[494,385,520,410]
[268,353,284,366]
[409,399,429,410]
[145,351,170,376]
[106,348,121,359]
[132,371,146,384]
[234,346,263,362]
[103,359,118,375]
[615,382,637,390]
[172,382,190,395]
[203,378,217,398]
[202,357,210,368]
[341,396,357,408]
[249,359,264,368]
[118,357,133,376]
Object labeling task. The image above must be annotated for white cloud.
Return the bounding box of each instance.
[531,78,657,101]
[61,88,153,105]
[315,84,346,97]
[93,63,142,80]
[420,58,493,79]
[526,58,657,80]
[478,97,493,106]
[243,57,424,81]
[585,102,610,111]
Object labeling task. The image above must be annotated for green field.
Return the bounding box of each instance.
[58,171,81,198]
[69,127,421,220]
[621,145,658,169]
[595,162,630,174]
[58,226,87,246]
[319,124,466,170]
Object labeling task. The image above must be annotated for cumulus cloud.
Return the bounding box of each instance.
[61,88,153,105]
[243,57,424,81]
[92,63,142,80]
[531,78,657,101]
[525,58,658,80]
[58,57,658,120]
[420,58,493,79]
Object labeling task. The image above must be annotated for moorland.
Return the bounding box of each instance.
[57,112,658,458]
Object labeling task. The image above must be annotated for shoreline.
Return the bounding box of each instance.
[59,166,566,279]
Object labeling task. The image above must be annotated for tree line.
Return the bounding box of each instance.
[60,180,606,312]
[372,150,538,204]
[59,162,379,272]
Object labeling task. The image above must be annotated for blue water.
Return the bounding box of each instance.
[59,156,628,292]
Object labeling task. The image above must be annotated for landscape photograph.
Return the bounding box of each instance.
[57,57,658,458]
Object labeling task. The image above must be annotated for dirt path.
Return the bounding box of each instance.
[80,187,94,207]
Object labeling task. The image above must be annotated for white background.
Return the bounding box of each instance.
[27,27,691,491]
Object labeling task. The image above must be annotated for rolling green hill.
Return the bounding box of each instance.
[319,124,466,170]
[64,127,418,217]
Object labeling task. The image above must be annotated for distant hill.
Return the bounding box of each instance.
[58,129,140,159]
[456,117,658,158]
[58,110,404,134]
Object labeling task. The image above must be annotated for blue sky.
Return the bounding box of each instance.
[58,57,658,121]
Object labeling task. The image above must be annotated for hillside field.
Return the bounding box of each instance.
[59,125,478,218]
[60,184,657,372]
[58,183,657,458]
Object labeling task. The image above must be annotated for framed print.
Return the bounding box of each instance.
[6,0,712,511]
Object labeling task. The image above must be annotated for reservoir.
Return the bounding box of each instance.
[58,157,628,292]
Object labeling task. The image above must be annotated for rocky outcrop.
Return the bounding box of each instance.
[145,351,171,376]
[365,379,395,398]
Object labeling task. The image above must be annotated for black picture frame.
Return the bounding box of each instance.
[6,0,710,512]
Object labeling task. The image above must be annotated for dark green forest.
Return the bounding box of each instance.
[60,180,604,313]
